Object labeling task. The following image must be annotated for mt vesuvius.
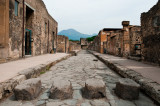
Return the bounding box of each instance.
[58,29,96,40]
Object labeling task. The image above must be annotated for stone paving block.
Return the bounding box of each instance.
[63,99,77,106]
[14,78,42,100]
[115,99,136,106]
[115,78,140,100]
[46,101,64,106]
[73,90,82,100]
[82,79,106,99]
[81,102,91,106]
[90,99,110,106]
[49,79,73,100]
[36,100,46,106]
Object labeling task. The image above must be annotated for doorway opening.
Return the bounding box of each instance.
[25,5,34,56]
[25,29,32,55]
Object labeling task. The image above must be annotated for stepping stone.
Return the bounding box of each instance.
[14,78,42,100]
[49,79,73,100]
[70,51,78,56]
[82,79,106,99]
[115,78,140,100]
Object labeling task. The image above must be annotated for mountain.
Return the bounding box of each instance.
[58,29,97,40]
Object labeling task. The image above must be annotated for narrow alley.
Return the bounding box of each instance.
[0,50,157,106]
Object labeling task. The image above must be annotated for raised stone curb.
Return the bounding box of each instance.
[69,50,81,56]
[115,78,140,100]
[88,50,160,104]
[0,54,71,100]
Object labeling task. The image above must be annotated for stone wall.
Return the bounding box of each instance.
[88,36,100,52]
[88,21,143,58]
[88,30,107,53]
[57,35,69,53]
[0,0,9,61]
[0,0,58,62]
[80,38,89,50]
[129,26,142,57]
[69,41,81,52]
[106,30,122,56]
[122,21,130,57]
[141,0,160,64]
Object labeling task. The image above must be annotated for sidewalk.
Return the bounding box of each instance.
[90,51,160,84]
[89,50,160,104]
[0,53,70,83]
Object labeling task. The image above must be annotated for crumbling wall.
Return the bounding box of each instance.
[106,30,122,56]
[57,35,69,53]
[129,26,142,57]
[141,0,160,64]
[69,41,81,52]
[87,36,100,52]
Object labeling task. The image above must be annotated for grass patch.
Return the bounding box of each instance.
[40,71,45,74]
[46,66,50,71]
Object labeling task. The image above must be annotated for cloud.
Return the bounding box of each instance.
[43,0,158,34]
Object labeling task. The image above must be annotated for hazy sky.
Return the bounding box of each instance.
[43,0,158,34]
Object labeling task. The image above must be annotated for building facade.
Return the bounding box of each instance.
[141,0,160,64]
[0,0,58,62]
[57,35,69,53]
[88,21,142,58]
[129,26,142,57]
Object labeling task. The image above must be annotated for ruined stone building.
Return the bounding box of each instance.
[104,28,122,56]
[129,26,142,57]
[80,38,88,50]
[98,30,107,54]
[141,0,160,64]
[88,30,107,53]
[0,0,58,62]
[88,35,100,52]
[88,21,142,58]
[69,41,81,52]
[57,35,69,53]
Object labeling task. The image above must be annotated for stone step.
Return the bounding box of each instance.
[82,79,106,99]
[49,78,73,100]
[14,78,42,100]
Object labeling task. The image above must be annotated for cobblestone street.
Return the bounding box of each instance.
[0,50,157,106]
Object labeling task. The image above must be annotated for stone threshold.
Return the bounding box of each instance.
[0,54,71,101]
[88,50,160,104]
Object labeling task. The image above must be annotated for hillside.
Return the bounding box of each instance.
[58,29,96,40]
